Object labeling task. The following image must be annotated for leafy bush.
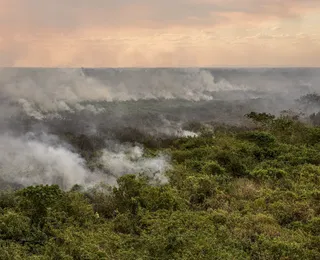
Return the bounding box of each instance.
[239,131,276,146]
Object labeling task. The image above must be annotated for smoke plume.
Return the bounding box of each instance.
[0,68,319,190]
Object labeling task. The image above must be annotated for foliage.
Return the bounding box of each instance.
[0,112,319,259]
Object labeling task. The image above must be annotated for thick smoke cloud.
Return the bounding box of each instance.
[0,133,170,190]
[0,68,319,190]
[0,133,95,189]
[2,67,318,118]
[0,68,239,107]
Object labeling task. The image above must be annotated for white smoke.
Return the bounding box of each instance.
[180,130,198,137]
[99,143,170,184]
[0,133,93,189]
[0,68,109,119]
[17,99,46,120]
[0,133,170,189]
[0,68,248,119]
[154,116,199,137]
[1,68,317,121]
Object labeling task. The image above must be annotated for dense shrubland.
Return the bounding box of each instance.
[0,112,320,259]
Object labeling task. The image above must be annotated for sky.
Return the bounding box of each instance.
[0,0,320,67]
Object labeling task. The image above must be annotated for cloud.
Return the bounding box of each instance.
[0,0,320,66]
[2,0,319,31]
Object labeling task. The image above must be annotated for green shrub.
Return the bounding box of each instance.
[0,211,30,241]
[202,161,226,176]
[251,168,288,181]
[239,131,276,146]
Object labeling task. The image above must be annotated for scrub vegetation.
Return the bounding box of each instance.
[0,112,319,259]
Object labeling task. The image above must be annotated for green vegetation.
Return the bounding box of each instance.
[1,112,320,259]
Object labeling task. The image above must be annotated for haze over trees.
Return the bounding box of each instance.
[0,112,319,259]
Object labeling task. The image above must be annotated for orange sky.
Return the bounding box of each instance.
[0,0,320,67]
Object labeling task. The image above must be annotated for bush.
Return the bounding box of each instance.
[202,161,226,176]
[0,211,30,241]
[250,168,288,181]
[239,131,276,146]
